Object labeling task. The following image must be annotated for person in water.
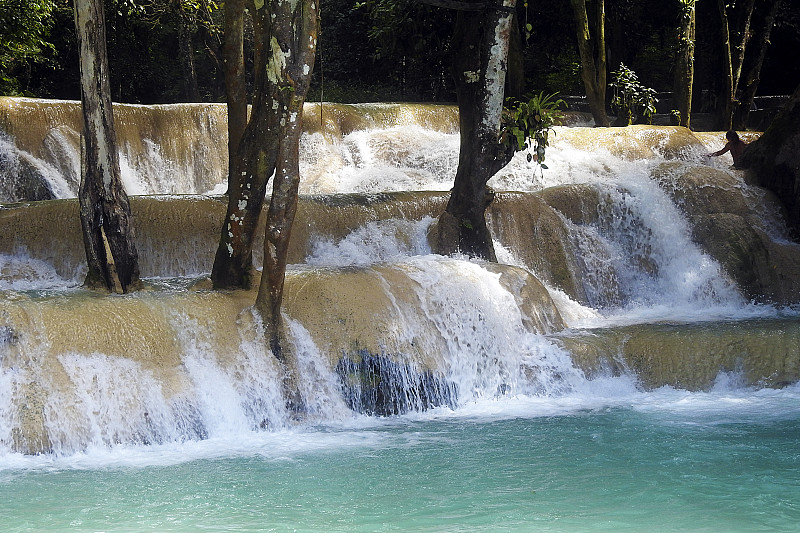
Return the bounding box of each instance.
[706,130,748,166]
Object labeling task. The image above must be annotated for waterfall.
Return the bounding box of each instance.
[0,98,460,202]
[2,99,800,456]
[0,98,230,201]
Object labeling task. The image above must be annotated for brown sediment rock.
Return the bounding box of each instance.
[556,318,800,390]
[555,125,705,160]
[653,161,800,304]
[490,192,588,303]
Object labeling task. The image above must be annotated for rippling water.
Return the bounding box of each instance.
[2,384,799,532]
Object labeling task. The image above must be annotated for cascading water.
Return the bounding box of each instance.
[2,99,800,532]
[0,98,230,201]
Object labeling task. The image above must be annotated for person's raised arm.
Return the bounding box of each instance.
[707,143,731,158]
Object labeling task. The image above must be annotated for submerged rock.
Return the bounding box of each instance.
[336,351,457,416]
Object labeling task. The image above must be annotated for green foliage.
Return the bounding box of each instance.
[4,0,794,107]
[0,0,55,95]
[502,91,566,168]
[609,63,658,126]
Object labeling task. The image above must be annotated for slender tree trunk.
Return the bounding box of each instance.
[428,0,517,261]
[674,0,696,129]
[211,4,281,291]
[223,0,248,191]
[717,0,733,129]
[569,0,609,127]
[73,0,141,293]
[717,0,755,130]
[734,0,781,130]
[506,8,526,101]
[255,0,320,360]
[731,0,755,92]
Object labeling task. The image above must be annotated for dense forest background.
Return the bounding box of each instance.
[2,0,799,114]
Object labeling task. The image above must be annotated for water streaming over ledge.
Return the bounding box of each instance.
[1,98,800,531]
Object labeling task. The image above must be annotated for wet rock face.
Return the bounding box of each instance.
[336,351,458,416]
[555,125,706,161]
[556,318,800,390]
[0,149,57,203]
[693,213,770,293]
[653,161,800,304]
[739,87,800,237]
[490,193,588,304]
[537,184,603,226]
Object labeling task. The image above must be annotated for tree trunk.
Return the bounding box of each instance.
[73,0,141,294]
[734,0,781,130]
[211,5,281,291]
[716,0,733,129]
[569,0,609,127]
[254,0,320,361]
[505,8,526,101]
[731,0,755,91]
[428,0,517,261]
[223,0,248,192]
[739,84,800,239]
[716,0,755,130]
[673,0,696,129]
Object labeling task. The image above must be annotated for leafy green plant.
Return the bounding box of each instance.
[0,0,55,95]
[502,91,566,169]
[609,63,658,126]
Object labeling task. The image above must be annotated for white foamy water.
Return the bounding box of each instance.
[295,122,798,327]
[0,135,76,201]
[300,126,459,194]
[397,256,584,398]
[0,253,80,291]
[2,111,799,466]
[306,217,435,267]
[3,372,798,471]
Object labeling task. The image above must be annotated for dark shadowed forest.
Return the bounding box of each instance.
[4,0,799,115]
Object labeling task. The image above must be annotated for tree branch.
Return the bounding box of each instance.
[414,0,487,12]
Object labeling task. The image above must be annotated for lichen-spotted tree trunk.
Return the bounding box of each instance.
[73,0,141,293]
[673,0,696,129]
[739,84,800,238]
[569,0,609,128]
[211,4,280,291]
[255,0,319,361]
[428,0,517,261]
